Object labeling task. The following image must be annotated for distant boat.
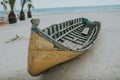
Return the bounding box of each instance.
[28,18,101,76]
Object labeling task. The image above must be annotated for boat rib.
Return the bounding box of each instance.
[28,18,101,76]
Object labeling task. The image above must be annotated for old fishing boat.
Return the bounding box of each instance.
[28,18,101,76]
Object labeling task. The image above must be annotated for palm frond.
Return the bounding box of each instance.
[28,3,34,11]
[21,0,31,11]
[8,0,16,12]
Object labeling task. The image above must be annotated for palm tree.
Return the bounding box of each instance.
[27,3,34,18]
[1,0,8,15]
[20,0,31,20]
[8,0,17,24]
[1,0,8,23]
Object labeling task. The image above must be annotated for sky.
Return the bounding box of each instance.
[0,0,120,11]
[32,0,120,8]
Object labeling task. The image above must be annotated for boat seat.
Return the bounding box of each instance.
[81,27,90,35]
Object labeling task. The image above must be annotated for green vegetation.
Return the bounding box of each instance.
[27,3,34,18]
[1,0,34,24]
[8,0,17,24]
[20,0,31,20]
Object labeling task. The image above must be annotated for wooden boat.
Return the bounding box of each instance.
[28,18,101,76]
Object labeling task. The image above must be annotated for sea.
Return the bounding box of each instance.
[0,5,120,16]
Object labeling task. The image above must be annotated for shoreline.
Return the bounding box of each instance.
[32,10,120,16]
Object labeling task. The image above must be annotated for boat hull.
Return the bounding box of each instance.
[28,32,82,76]
[28,18,100,76]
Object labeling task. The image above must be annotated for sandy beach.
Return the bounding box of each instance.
[0,11,120,80]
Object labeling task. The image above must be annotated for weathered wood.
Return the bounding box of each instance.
[28,18,101,76]
[28,32,81,76]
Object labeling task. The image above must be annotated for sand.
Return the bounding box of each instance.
[0,11,120,80]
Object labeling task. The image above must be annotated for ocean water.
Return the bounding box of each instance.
[0,5,120,16]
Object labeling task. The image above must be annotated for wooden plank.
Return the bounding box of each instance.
[56,24,84,41]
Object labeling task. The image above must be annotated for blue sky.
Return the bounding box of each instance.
[0,0,120,11]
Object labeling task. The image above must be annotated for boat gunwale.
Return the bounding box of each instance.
[31,18,101,52]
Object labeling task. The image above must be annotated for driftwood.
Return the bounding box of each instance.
[6,35,20,43]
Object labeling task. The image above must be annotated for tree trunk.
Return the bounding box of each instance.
[27,11,32,18]
[20,10,25,20]
[8,11,17,24]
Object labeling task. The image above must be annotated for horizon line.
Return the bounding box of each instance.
[0,4,120,11]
